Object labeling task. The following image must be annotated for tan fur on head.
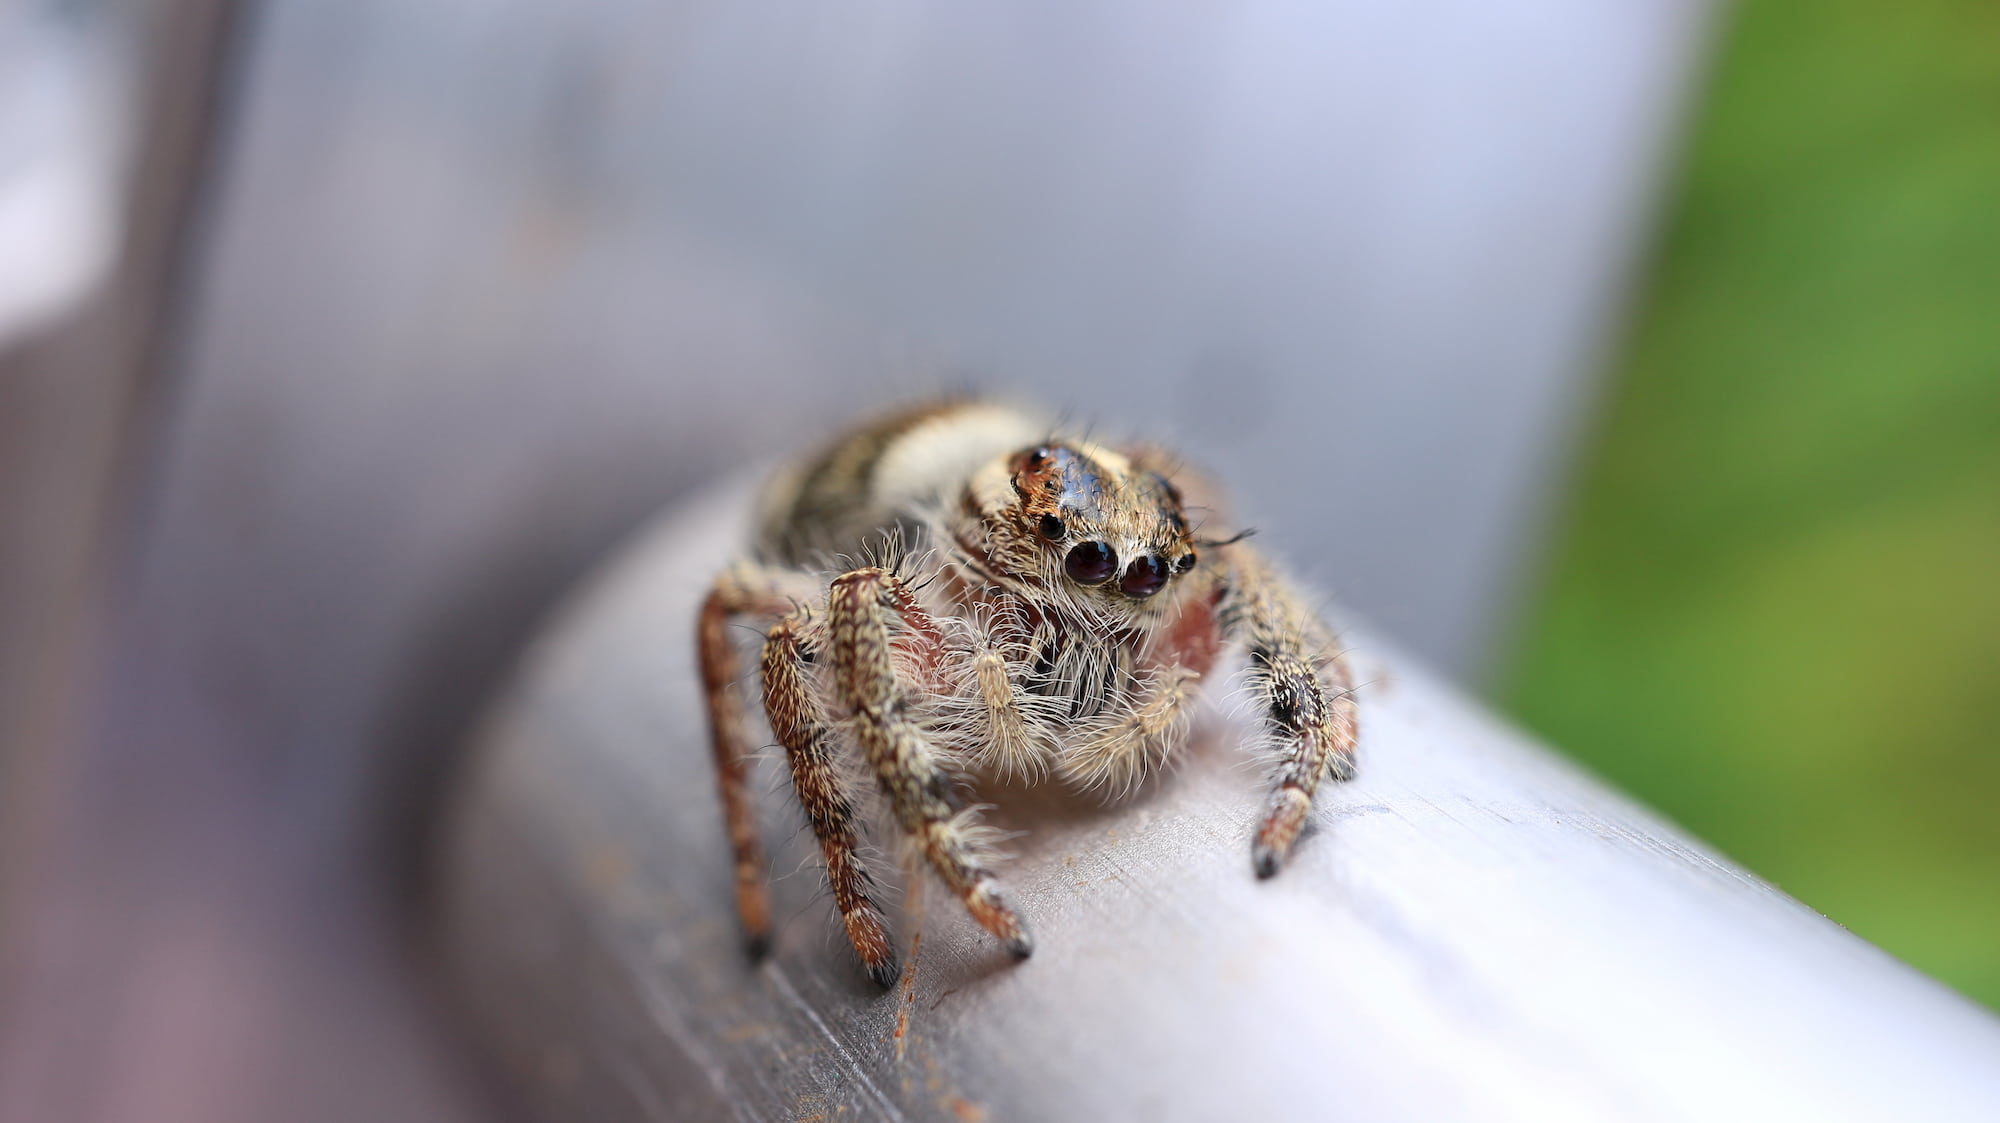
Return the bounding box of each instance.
[953,438,1199,631]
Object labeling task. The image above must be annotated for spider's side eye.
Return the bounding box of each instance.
[1120,555,1170,598]
[1064,540,1118,584]
[1038,513,1067,541]
[1175,552,1198,573]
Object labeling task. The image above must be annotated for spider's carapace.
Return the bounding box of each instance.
[699,400,1357,986]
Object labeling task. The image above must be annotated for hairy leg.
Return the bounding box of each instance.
[1056,665,1201,795]
[760,609,899,985]
[825,567,1034,959]
[698,562,815,956]
[1218,547,1360,878]
[956,604,1059,781]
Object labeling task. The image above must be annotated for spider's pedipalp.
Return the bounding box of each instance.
[1056,665,1200,797]
[935,600,1061,782]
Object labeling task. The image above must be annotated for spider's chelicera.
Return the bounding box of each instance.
[699,400,1358,986]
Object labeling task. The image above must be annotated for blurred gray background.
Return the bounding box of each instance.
[0,1,1709,1120]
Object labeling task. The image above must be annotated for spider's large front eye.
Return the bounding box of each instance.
[1064,540,1118,584]
[1120,555,1169,598]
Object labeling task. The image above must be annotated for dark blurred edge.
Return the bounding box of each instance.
[0,0,245,1011]
[0,4,496,1122]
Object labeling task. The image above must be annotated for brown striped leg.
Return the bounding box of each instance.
[759,609,899,986]
[698,564,811,959]
[825,568,1034,960]
[1218,548,1360,878]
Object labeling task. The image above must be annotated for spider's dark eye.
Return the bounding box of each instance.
[1064,540,1118,584]
[1038,513,1066,541]
[1175,552,1198,573]
[1120,555,1170,598]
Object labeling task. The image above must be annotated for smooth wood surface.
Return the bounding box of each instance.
[439,483,2000,1123]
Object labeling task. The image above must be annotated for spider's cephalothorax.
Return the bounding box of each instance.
[700,400,1357,986]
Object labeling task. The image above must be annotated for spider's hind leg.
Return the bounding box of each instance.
[698,563,813,958]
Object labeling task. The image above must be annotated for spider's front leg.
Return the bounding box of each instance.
[826,567,1034,962]
[1220,547,1360,878]
[760,609,899,986]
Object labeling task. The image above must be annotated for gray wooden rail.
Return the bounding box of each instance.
[438,484,2000,1123]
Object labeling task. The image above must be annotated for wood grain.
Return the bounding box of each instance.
[438,483,2000,1122]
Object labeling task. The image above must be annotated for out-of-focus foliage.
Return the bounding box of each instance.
[1508,0,2000,1008]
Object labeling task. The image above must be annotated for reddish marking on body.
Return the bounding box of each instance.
[1151,585,1226,679]
[888,584,953,692]
[1010,446,1063,501]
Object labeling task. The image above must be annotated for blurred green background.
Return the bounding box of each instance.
[1508,0,2000,1009]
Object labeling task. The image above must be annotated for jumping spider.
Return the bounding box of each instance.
[700,400,1358,986]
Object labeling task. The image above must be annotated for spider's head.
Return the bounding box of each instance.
[966,441,1199,617]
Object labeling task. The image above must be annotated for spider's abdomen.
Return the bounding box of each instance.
[756,400,1045,567]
